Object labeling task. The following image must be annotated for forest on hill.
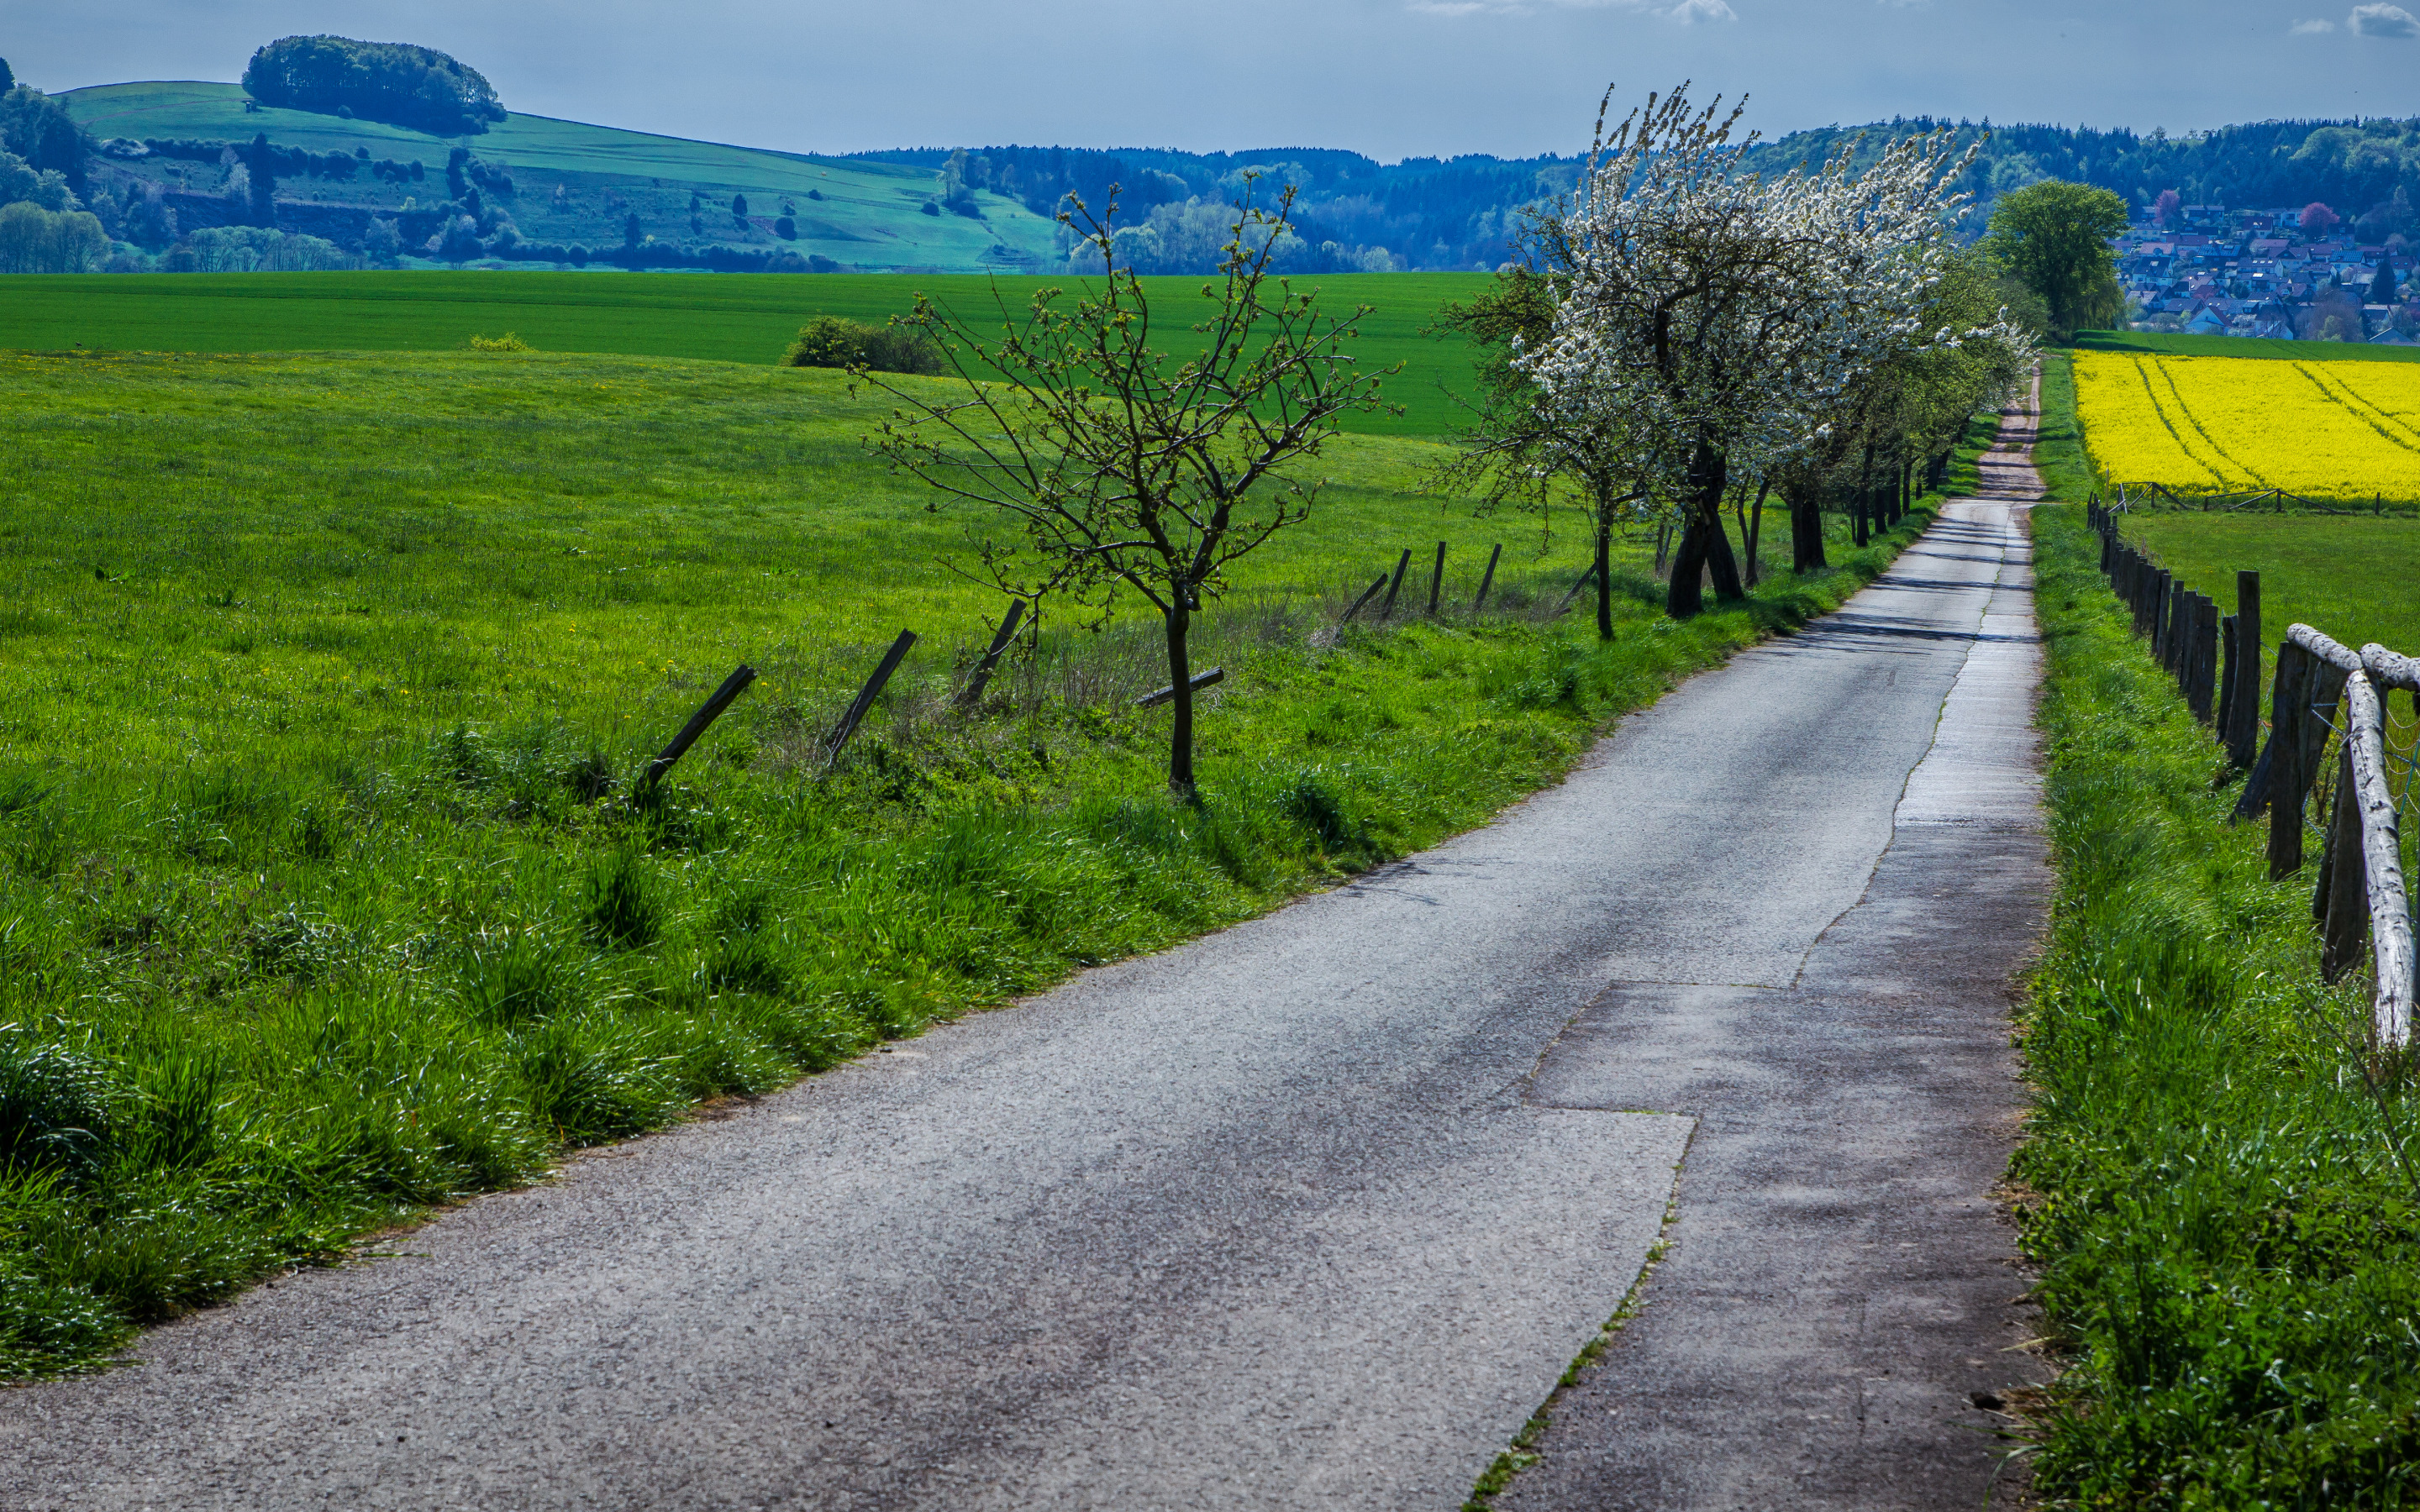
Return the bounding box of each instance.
[859,116,2420,273]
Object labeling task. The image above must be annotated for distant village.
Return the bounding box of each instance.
[2122,199,2418,344]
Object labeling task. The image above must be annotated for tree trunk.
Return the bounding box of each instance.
[1164,601,1197,800]
[1900,457,1913,522]
[1788,486,1827,574]
[1668,441,1739,617]
[1856,442,1876,544]
[1594,512,1614,641]
[1739,478,1769,588]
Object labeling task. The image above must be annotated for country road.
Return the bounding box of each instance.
[0,395,2052,1511]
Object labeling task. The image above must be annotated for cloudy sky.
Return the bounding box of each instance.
[11,1,2420,162]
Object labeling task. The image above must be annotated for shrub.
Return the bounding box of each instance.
[781,316,943,375]
[467,332,530,352]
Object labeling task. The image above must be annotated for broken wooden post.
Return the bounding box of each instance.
[1427,540,1447,617]
[1473,543,1503,612]
[643,663,757,790]
[1135,667,1224,708]
[1341,572,1389,624]
[955,599,1026,709]
[827,630,918,765]
[1379,549,1413,620]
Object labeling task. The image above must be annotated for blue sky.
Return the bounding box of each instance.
[11,1,2420,161]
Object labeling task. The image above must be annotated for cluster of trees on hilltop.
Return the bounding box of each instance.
[241,35,506,136]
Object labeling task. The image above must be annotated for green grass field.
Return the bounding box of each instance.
[0,344,1947,1378]
[2074,327,2420,367]
[2018,502,2420,1506]
[60,81,1059,273]
[0,271,1494,438]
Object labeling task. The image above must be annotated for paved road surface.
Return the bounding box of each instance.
[0,396,2050,1510]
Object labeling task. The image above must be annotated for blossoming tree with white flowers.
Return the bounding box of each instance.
[1513,84,2026,617]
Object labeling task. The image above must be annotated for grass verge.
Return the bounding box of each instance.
[2013,501,2420,1507]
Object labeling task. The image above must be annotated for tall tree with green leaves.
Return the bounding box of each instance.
[1984,180,2129,339]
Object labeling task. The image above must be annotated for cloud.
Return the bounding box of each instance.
[2290,15,2336,29]
[1669,0,1737,18]
[2350,2,2420,35]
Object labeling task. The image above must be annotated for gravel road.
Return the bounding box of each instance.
[0,400,2050,1511]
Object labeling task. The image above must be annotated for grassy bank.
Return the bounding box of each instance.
[2015,501,2420,1507]
[0,345,1932,1378]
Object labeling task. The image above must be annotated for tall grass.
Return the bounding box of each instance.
[2016,501,2420,1507]
[0,345,1950,1378]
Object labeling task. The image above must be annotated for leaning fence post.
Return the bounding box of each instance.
[1427,541,1447,616]
[955,599,1025,710]
[827,630,918,766]
[1472,543,1503,612]
[1554,566,1600,617]
[1379,549,1413,620]
[1341,572,1389,624]
[641,663,759,791]
[2319,737,2370,981]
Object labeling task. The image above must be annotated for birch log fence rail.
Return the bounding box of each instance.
[2088,501,2417,1050]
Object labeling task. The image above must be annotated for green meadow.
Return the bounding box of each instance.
[2072,327,2420,367]
[0,271,1495,438]
[0,342,1944,1377]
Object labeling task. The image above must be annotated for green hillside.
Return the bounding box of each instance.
[0,270,1493,436]
[59,81,1062,274]
[2071,328,2420,365]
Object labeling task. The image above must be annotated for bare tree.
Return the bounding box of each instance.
[860,182,1392,798]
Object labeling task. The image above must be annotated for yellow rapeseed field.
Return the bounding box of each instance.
[2072,351,2420,501]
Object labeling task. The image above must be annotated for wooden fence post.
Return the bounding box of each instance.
[1134,667,1224,708]
[1472,543,1503,612]
[1341,572,1390,624]
[1428,540,1447,616]
[2188,596,2219,722]
[955,598,1025,709]
[827,630,918,765]
[641,663,758,791]
[1555,566,1600,617]
[2218,614,2238,735]
[2319,738,2370,981]
[1379,549,1412,620]
[2228,571,2262,768]
[2270,627,2360,877]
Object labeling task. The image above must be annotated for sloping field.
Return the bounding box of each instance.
[59,81,1060,273]
[2073,349,2420,503]
[0,270,1492,437]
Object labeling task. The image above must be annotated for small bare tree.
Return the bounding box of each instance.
[860,183,1391,798]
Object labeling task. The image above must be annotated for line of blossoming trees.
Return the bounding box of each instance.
[1442,86,2038,634]
[855,85,2037,796]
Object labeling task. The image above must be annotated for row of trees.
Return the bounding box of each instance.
[1444,87,2034,630]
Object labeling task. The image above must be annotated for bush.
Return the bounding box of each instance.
[782,315,943,375]
[466,332,529,352]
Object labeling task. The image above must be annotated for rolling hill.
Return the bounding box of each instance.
[59,81,1065,275]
